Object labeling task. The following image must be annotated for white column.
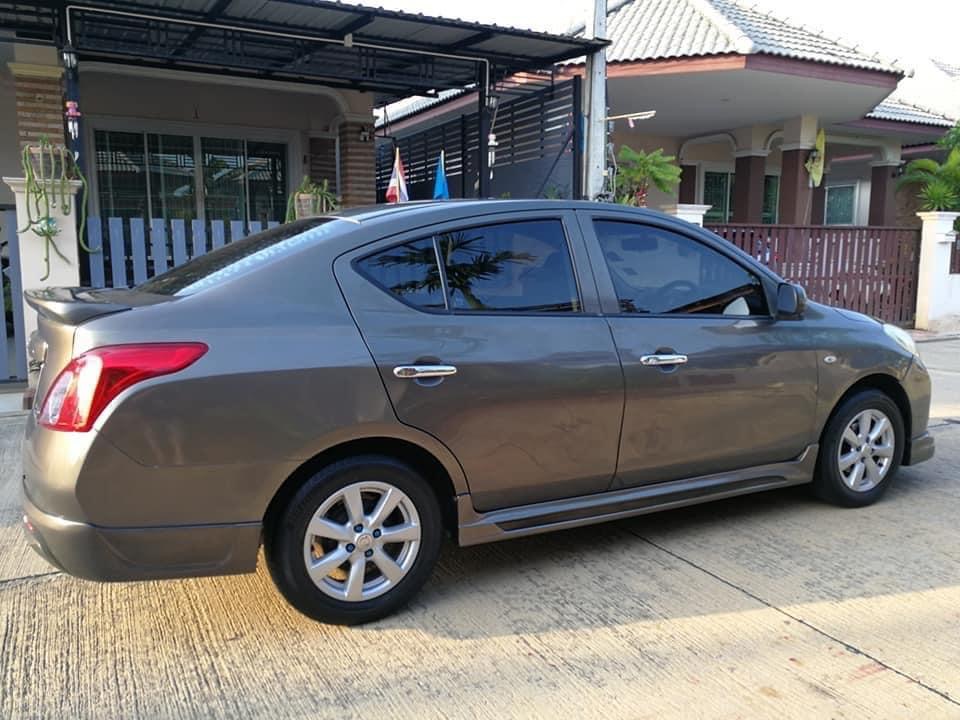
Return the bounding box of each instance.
[915,211,960,331]
[660,203,712,227]
[582,0,607,200]
[3,177,83,350]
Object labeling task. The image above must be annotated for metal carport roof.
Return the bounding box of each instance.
[0,0,606,102]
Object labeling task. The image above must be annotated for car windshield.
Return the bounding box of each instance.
[136,218,342,296]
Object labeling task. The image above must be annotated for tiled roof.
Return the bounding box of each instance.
[932,59,960,78]
[572,0,899,73]
[866,98,957,127]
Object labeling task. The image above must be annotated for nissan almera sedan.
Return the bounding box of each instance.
[21,200,933,625]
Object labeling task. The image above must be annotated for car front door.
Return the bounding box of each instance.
[579,211,819,489]
[335,210,624,511]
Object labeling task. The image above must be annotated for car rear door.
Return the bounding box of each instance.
[578,210,819,489]
[335,210,624,512]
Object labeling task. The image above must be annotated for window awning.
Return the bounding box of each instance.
[0,1,606,102]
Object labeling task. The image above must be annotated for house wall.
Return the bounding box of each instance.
[79,68,374,206]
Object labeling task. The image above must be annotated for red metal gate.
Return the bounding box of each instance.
[707,224,921,326]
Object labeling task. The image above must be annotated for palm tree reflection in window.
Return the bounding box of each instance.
[437,231,534,310]
[369,232,536,311]
[368,239,445,309]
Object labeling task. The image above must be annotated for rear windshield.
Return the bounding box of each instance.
[136,218,341,296]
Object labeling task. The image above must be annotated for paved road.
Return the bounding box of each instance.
[1,342,959,718]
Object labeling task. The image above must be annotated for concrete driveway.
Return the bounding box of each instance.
[1,341,959,719]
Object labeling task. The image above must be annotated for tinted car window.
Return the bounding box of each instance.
[594,220,768,316]
[356,238,445,310]
[137,218,337,296]
[437,220,580,312]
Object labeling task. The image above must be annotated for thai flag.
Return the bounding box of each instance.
[385,147,408,203]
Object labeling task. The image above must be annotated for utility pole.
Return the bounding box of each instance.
[583,0,607,200]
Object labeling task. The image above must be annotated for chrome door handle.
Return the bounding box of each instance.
[393,365,458,379]
[639,354,688,366]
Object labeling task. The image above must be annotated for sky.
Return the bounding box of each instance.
[359,0,960,66]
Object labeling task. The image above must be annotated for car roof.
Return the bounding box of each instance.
[329,199,672,223]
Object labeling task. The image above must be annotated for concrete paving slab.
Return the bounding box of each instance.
[2,524,958,719]
[630,421,960,702]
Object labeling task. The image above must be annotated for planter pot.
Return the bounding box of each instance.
[25,146,77,183]
[294,192,338,219]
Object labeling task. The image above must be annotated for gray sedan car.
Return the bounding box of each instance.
[22,200,933,625]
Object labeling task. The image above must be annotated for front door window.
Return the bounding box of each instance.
[594,220,768,316]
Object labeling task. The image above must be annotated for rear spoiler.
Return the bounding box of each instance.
[24,287,171,325]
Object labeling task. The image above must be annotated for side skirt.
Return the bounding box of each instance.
[456,445,819,546]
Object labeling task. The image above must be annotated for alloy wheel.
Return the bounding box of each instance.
[302,481,421,602]
[837,408,896,492]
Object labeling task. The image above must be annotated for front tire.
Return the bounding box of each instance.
[813,389,904,507]
[266,455,443,625]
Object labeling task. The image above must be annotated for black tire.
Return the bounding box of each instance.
[813,389,905,508]
[265,455,443,625]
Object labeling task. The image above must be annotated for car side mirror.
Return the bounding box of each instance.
[777,283,807,319]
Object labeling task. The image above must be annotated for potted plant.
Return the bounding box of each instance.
[285,177,339,221]
[19,135,95,280]
[615,145,682,207]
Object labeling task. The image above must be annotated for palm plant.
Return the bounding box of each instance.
[938,122,960,153]
[898,147,960,212]
[616,146,682,207]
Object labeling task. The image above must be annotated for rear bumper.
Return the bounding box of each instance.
[22,488,261,581]
[905,431,935,466]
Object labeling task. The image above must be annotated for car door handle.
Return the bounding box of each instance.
[639,354,688,366]
[393,364,458,379]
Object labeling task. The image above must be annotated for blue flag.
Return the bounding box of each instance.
[432,150,450,200]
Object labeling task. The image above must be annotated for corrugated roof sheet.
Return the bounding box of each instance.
[866,98,957,127]
[375,89,468,127]
[573,0,899,73]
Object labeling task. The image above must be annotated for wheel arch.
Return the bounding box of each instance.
[264,435,463,540]
[822,373,912,443]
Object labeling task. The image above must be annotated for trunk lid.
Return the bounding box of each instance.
[25,287,175,407]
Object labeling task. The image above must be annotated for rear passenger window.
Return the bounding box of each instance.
[437,220,580,313]
[356,238,445,310]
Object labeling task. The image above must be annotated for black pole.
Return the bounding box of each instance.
[58,5,91,284]
[63,64,84,171]
[477,67,489,199]
[459,114,467,199]
[571,75,583,200]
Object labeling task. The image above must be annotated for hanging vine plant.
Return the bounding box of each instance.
[19,135,96,280]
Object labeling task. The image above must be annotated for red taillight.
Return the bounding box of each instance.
[38,343,207,432]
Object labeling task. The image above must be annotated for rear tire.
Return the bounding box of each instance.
[813,389,904,507]
[265,455,443,625]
